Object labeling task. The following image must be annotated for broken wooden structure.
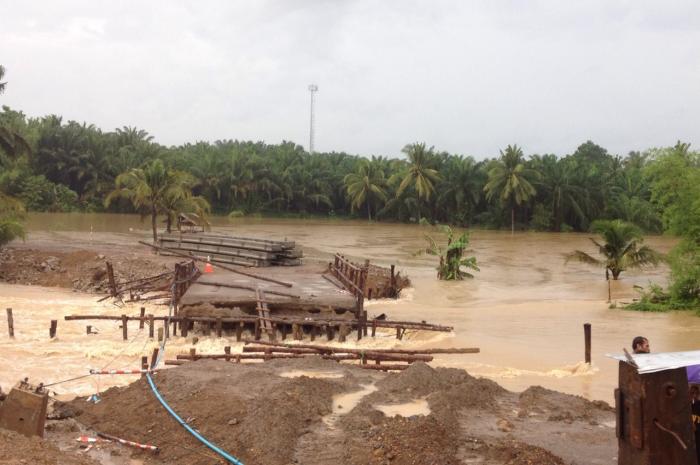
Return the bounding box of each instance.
[157,232,303,267]
[165,340,479,372]
[325,254,409,301]
[63,313,453,342]
[100,260,199,306]
[616,360,698,465]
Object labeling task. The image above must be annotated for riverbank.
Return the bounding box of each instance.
[1,358,615,465]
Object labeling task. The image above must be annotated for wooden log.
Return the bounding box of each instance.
[139,307,145,329]
[121,314,128,340]
[358,364,408,372]
[138,241,294,287]
[49,320,57,339]
[584,323,592,364]
[243,347,319,354]
[148,314,154,338]
[243,339,480,355]
[150,348,159,370]
[216,318,222,338]
[86,325,92,335]
[6,308,13,338]
[164,360,186,366]
[158,327,164,342]
[164,319,170,339]
[106,261,117,297]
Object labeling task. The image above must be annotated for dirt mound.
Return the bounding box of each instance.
[518,385,613,423]
[0,248,173,292]
[54,359,615,465]
[71,359,352,465]
[0,427,99,465]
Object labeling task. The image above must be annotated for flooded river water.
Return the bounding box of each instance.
[2,213,698,403]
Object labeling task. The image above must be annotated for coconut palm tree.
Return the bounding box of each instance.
[343,160,388,220]
[484,144,539,234]
[105,159,200,243]
[565,219,660,280]
[395,143,441,219]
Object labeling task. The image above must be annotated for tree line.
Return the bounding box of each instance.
[0,105,683,234]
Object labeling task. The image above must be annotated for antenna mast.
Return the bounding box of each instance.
[308,84,318,154]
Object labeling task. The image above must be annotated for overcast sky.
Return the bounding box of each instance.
[1,1,699,159]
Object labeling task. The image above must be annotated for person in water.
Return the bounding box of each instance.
[632,336,650,354]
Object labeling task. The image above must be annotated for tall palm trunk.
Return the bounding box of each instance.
[511,207,515,235]
[151,206,158,244]
[367,200,372,221]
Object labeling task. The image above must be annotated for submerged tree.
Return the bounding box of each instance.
[105,159,205,243]
[565,219,660,280]
[422,225,479,280]
[484,144,539,234]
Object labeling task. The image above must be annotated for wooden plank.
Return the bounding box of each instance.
[159,234,284,253]
[158,238,277,260]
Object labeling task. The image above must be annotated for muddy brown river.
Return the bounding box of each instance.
[2,213,698,403]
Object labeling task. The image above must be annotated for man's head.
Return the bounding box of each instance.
[632,336,650,354]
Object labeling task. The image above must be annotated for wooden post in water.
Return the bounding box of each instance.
[157,327,164,342]
[6,308,14,338]
[150,348,159,370]
[86,325,92,335]
[148,314,154,338]
[139,307,145,329]
[584,323,592,364]
[224,346,231,361]
[236,322,243,342]
[141,356,148,378]
[49,320,57,339]
[339,324,347,343]
[106,261,117,297]
[216,318,222,338]
[181,318,189,337]
[121,314,128,341]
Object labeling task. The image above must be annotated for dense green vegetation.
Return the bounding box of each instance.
[0,103,678,232]
[421,225,479,280]
[565,220,660,281]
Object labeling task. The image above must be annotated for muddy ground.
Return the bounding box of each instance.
[0,358,614,465]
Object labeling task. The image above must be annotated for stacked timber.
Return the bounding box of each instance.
[166,340,480,371]
[157,232,303,267]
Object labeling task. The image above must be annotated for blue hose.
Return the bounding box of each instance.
[145,373,244,464]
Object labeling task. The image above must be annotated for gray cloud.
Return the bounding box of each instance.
[1,0,699,158]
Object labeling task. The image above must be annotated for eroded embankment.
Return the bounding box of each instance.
[54,358,615,465]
